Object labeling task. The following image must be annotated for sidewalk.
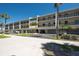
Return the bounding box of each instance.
[0,35,53,56]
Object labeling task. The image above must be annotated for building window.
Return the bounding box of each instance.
[64,21,68,24]
[59,21,61,24]
[64,13,69,17]
[58,14,62,18]
[75,20,79,24]
[42,23,45,26]
[53,15,55,19]
[53,22,55,25]
[48,16,51,20]
[42,17,46,20]
[40,30,45,33]
[48,23,51,26]
[73,12,79,16]
[76,12,79,16]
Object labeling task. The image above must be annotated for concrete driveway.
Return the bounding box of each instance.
[0,35,79,56]
[0,35,53,56]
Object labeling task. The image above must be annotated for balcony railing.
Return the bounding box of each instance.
[38,15,79,22]
[59,24,79,29]
[21,26,29,28]
[59,15,79,20]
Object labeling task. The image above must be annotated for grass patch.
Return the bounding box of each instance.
[16,33,32,37]
[0,34,10,39]
[52,36,61,40]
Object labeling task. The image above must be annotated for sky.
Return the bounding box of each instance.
[0,3,79,23]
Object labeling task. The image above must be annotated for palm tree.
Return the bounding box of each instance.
[54,3,62,39]
[0,19,3,33]
[0,13,10,34]
[0,23,3,33]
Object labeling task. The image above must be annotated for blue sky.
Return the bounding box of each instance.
[0,3,79,23]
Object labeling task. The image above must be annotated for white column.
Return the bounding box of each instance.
[29,17,32,28]
[19,21,21,29]
[8,24,9,30]
[21,30,24,33]
[36,15,40,34]
[38,29,40,33]
[37,15,40,28]
[13,23,14,30]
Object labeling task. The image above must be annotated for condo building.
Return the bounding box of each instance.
[3,8,79,34]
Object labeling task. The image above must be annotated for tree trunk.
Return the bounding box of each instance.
[4,18,7,34]
[55,6,59,39]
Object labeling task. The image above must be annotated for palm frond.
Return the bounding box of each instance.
[54,3,62,8]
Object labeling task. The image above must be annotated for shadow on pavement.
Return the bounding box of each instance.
[41,42,79,56]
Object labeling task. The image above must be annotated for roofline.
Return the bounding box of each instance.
[38,8,79,17]
[59,8,79,13]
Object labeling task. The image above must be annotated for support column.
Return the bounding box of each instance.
[26,30,27,33]
[8,24,10,33]
[38,29,40,34]
[13,23,14,30]
[21,30,24,33]
[29,17,31,28]
[19,21,21,29]
[37,15,39,28]
[12,23,15,34]
[8,24,9,30]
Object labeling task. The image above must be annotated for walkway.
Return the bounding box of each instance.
[0,35,79,56]
[0,35,53,56]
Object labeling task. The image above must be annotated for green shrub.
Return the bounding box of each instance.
[0,34,10,39]
[17,33,32,37]
[61,34,70,40]
[30,22,38,26]
[70,35,77,40]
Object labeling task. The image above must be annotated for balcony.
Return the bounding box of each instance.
[69,25,79,28]
[38,19,55,23]
[59,24,79,29]
[21,21,29,24]
[59,15,79,20]
[30,20,37,23]
[21,25,29,29]
[5,27,8,30]
[30,22,38,26]
[21,23,29,26]
[38,26,55,29]
[38,15,79,22]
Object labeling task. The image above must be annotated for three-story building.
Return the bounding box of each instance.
[4,8,79,34]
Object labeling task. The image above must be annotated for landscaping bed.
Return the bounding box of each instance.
[0,34,10,39]
[60,34,79,41]
[16,33,32,37]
